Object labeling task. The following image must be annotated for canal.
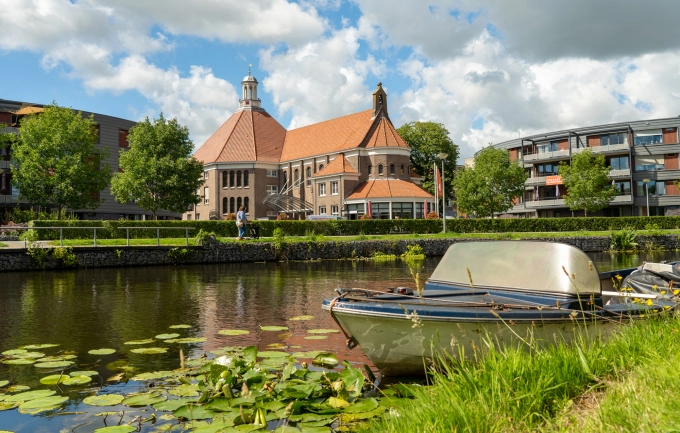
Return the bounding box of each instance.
[0,250,678,432]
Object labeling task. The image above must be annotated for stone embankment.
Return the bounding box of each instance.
[0,235,677,272]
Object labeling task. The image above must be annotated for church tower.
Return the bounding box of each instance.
[239,66,262,110]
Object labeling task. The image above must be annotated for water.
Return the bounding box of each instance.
[0,251,678,432]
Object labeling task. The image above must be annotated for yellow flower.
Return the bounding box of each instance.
[616,275,622,280]
[661,291,666,295]
[646,299,653,306]
[674,290,679,296]
[652,285,659,290]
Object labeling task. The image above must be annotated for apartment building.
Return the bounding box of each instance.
[0,99,180,220]
[186,73,435,221]
[493,117,680,217]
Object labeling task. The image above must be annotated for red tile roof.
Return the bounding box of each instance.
[346,179,434,199]
[193,109,286,163]
[313,154,358,177]
[364,117,409,149]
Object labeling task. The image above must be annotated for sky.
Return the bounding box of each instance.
[2,0,680,160]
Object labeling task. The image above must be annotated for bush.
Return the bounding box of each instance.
[277,213,289,221]
[426,211,439,219]
[610,228,638,251]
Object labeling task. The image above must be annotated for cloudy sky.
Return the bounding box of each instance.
[2,0,680,159]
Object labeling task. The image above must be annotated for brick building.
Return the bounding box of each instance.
[186,73,434,220]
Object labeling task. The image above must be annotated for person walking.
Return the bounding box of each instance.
[236,206,247,240]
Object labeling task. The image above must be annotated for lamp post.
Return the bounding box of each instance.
[642,179,650,216]
[437,153,448,233]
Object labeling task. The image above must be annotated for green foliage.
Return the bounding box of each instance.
[645,223,662,236]
[115,249,123,260]
[372,251,397,261]
[110,113,203,219]
[272,227,286,240]
[194,229,217,246]
[610,229,638,251]
[401,244,425,259]
[26,243,49,269]
[397,121,459,199]
[559,149,617,216]
[11,103,111,219]
[167,247,194,261]
[453,146,527,218]
[51,246,77,267]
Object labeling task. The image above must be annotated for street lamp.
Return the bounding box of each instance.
[437,152,448,233]
[642,179,651,217]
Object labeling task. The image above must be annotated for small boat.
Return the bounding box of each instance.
[322,241,680,376]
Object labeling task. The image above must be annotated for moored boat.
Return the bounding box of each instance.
[322,241,679,376]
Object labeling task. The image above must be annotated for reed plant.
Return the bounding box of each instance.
[363,312,680,433]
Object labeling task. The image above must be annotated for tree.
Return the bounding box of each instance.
[11,103,111,219]
[111,114,203,219]
[453,146,527,218]
[559,149,616,216]
[397,121,459,202]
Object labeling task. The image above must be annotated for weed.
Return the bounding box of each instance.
[168,247,194,261]
[401,244,425,259]
[52,246,77,267]
[610,228,638,251]
[372,251,397,261]
[26,244,49,269]
[195,229,218,246]
[115,249,123,260]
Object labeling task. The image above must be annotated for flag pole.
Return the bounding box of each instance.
[434,161,439,217]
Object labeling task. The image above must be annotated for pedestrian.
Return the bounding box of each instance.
[236,206,247,240]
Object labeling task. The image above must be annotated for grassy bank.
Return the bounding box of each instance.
[363,313,680,433]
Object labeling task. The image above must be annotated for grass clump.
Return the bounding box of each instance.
[372,251,397,261]
[610,228,638,251]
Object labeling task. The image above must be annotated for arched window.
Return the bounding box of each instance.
[400,164,404,175]
[230,197,235,213]
[237,197,242,210]
[244,197,249,213]
[283,171,288,189]
[368,165,372,175]
[389,164,395,175]
[236,170,242,187]
[306,166,312,187]
[229,171,235,187]
[319,164,324,171]
[222,197,228,215]
[378,164,384,175]
[243,170,249,187]
[294,169,299,182]
[222,171,228,188]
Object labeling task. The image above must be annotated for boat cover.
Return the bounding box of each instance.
[615,262,680,301]
[427,241,601,296]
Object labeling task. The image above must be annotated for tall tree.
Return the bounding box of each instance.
[559,149,616,216]
[453,146,527,218]
[397,121,459,203]
[11,103,111,219]
[111,114,203,219]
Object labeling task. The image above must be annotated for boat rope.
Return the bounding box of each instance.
[328,296,358,350]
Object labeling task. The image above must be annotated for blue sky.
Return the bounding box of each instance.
[2,0,680,159]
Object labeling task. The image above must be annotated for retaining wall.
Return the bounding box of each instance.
[0,235,677,272]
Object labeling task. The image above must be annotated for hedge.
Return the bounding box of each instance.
[27,216,680,240]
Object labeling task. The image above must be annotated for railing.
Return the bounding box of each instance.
[525,198,566,208]
[609,168,631,177]
[0,226,195,248]
[612,194,633,203]
[591,143,629,153]
[0,196,24,204]
[0,160,10,169]
[523,149,569,161]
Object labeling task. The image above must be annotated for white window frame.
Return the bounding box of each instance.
[331,181,338,195]
[203,187,209,204]
[319,183,326,197]
[266,185,278,195]
[331,205,338,215]
[204,171,209,179]
[319,206,327,214]
[266,169,278,177]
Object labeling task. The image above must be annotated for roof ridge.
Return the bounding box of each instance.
[223,110,244,156]
[249,110,257,160]
[288,109,373,132]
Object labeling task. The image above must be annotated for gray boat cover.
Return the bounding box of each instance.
[614,262,680,303]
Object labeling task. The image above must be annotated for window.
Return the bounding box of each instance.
[306,167,312,187]
[266,169,278,177]
[347,203,365,218]
[614,181,631,195]
[636,180,665,197]
[204,187,209,204]
[222,197,228,214]
[118,129,129,147]
[319,183,326,196]
[400,164,404,175]
[236,171,242,187]
[331,205,338,215]
[294,169,299,183]
[195,214,200,220]
[230,197,235,213]
[243,170,249,187]
[609,156,630,170]
[378,164,384,175]
[283,171,288,189]
[635,156,664,172]
[244,197,249,213]
[391,202,413,219]
[319,164,324,171]
[266,185,278,195]
[229,171,235,187]
[415,202,425,219]
[237,197,242,210]
[368,165,373,175]
[187,214,192,220]
[319,206,327,214]
[222,171,228,188]
[536,163,559,176]
[635,130,663,146]
[389,164,395,175]
[371,202,390,219]
[601,133,628,146]
[204,171,209,180]
[331,181,338,195]
[537,142,558,153]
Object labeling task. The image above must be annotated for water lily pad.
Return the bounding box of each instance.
[260,326,289,332]
[131,371,175,381]
[124,339,154,345]
[83,394,125,406]
[344,397,378,413]
[153,397,197,412]
[105,360,130,370]
[155,333,180,340]
[258,351,290,358]
[18,395,67,410]
[3,358,36,365]
[0,381,8,388]
[60,354,78,360]
[0,402,19,411]
[70,370,99,377]
[163,337,207,344]
[88,348,116,355]
[168,384,199,397]
[340,405,386,422]
[130,347,168,355]
[289,315,315,321]
[38,356,64,362]
[34,360,74,369]
[122,392,167,407]
[218,329,250,336]
[94,411,120,416]
[13,352,45,359]
[307,329,340,334]
[173,403,215,420]
[22,344,59,350]
[6,385,30,393]
[278,332,293,339]
[312,353,338,368]
[63,376,92,386]
[93,426,137,433]
[304,336,328,340]
[1,349,27,356]
[169,324,192,329]
[267,343,286,349]
[40,374,70,385]
[5,389,56,403]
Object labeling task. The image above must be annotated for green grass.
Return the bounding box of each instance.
[0,242,7,248]
[362,313,680,433]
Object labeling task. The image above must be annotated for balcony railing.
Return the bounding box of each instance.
[591,143,630,153]
[609,168,631,177]
[612,194,633,203]
[0,160,10,169]
[0,195,24,204]
[525,198,566,208]
[523,149,569,161]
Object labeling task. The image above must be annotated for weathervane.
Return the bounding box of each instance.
[248,64,252,75]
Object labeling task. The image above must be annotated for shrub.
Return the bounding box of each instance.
[610,228,638,251]
[52,246,78,267]
[277,213,289,221]
[426,211,439,219]
[360,214,372,220]
[224,213,236,221]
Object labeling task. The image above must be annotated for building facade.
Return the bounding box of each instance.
[493,117,680,217]
[186,73,435,221]
[0,99,180,220]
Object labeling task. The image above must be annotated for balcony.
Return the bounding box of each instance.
[609,168,630,177]
[523,149,569,162]
[525,176,549,186]
[612,194,633,204]
[525,198,566,208]
[591,143,630,153]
